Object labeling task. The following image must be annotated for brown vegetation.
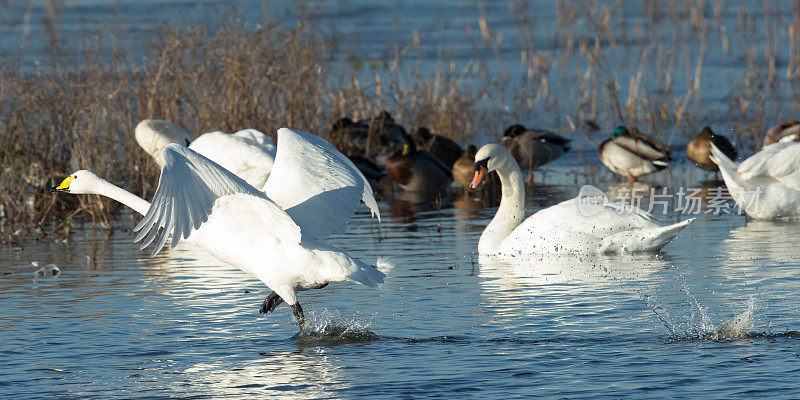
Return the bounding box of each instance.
[1,1,798,237]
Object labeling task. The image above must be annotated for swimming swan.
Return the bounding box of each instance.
[135,119,277,189]
[710,141,800,219]
[469,144,693,255]
[52,128,384,329]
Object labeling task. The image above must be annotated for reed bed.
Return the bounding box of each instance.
[1,1,798,238]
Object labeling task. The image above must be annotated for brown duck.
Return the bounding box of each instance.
[412,127,464,168]
[501,124,571,171]
[686,127,737,171]
[763,120,800,148]
[386,131,452,192]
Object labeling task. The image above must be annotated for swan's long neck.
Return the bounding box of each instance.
[94,179,151,216]
[479,159,525,254]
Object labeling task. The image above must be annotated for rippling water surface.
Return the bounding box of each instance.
[3,1,800,398]
[3,160,800,398]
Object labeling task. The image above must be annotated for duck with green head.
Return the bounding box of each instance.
[598,126,670,185]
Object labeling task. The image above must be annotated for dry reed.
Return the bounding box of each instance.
[1,1,798,239]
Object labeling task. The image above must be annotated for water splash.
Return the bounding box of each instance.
[293,309,378,345]
[714,297,756,340]
[376,257,396,276]
[31,261,60,280]
[645,279,757,341]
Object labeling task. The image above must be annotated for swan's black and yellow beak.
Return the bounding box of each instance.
[49,176,73,193]
[470,159,488,189]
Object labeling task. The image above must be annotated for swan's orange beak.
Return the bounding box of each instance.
[469,166,486,189]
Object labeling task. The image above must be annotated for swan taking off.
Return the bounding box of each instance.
[52,128,384,330]
[469,144,693,255]
[135,119,277,189]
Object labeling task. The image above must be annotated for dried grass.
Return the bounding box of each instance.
[1,1,798,237]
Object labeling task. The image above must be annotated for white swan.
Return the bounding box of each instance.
[469,144,693,255]
[52,128,384,330]
[710,141,800,219]
[135,119,277,189]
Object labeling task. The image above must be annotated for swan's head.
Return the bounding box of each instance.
[135,119,193,166]
[49,170,105,194]
[470,144,514,189]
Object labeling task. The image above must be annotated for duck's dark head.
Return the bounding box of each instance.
[700,126,715,138]
[385,128,415,156]
[413,127,432,143]
[332,117,354,131]
[611,126,629,138]
[503,124,527,138]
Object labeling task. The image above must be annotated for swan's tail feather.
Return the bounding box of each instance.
[709,143,738,172]
[346,259,387,288]
[599,218,694,253]
[709,143,749,199]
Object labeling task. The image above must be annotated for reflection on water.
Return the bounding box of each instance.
[723,220,800,266]
[3,174,800,397]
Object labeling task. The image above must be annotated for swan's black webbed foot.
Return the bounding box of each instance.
[292,303,306,330]
[259,292,284,314]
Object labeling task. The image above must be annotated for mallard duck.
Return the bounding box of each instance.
[349,155,386,188]
[686,127,737,171]
[469,144,692,254]
[412,127,464,167]
[598,126,670,185]
[501,124,571,172]
[386,131,452,192]
[763,120,800,147]
[328,117,371,157]
[711,141,800,219]
[328,111,404,156]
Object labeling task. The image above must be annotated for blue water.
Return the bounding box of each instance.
[3,1,800,398]
[3,159,800,398]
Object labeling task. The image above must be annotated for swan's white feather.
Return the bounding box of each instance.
[188,129,277,189]
[475,143,690,255]
[737,142,800,191]
[711,142,800,219]
[263,128,380,239]
[497,197,688,254]
[133,143,299,257]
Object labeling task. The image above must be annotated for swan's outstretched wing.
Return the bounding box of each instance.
[739,142,800,190]
[263,128,380,239]
[231,128,277,155]
[134,143,300,257]
[188,129,277,189]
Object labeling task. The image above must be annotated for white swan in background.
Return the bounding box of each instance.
[469,144,693,255]
[710,141,800,220]
[135,119,277,189]
[53,128,383,330]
